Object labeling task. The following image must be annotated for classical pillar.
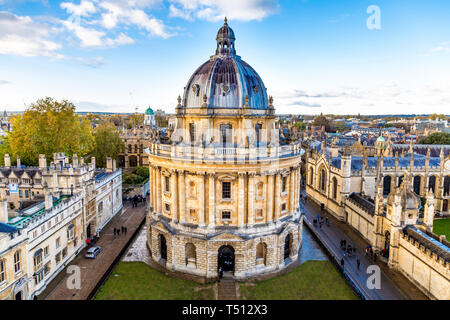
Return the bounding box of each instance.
[179,170,186,223]
[156,167,162,214]
[274,172,281,220]
[289,170,295,213]
[171,170,178,222]
[149,166,154,209]
[208,173,215,228]
[238,173,245,227]
[248,173,255,226]
[199,173,205,227]
[267,173,274,223]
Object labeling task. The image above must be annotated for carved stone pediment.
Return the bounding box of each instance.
[216,173,236,181]
[209,232,246,241]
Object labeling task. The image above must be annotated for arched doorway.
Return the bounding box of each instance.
[443,199,448,212]
[218,245,235,272]
[15,291,22,300]
[384,231,390,258]
[118,155,125,167]
[159,234,167,261]
[284,234,292,260]
[129,155,138,167]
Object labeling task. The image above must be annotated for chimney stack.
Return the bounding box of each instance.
[4,154,10,167]
[72,154,78,167]
[91,157,96,168]
[16,156,21,168]
[45,190,53,210]
[106,157,113,173]
[39,154,47,168]
[0,198,8,223]
[113,159,117,171]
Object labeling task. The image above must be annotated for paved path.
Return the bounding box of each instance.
[301,194,406,300]
[39,201,147,300]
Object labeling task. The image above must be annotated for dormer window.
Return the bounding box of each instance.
[192,84,200,97]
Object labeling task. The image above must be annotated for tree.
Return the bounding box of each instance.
[418,132,450,145]
[1,97,94,166]
[92,122,125,168]
[292,121,306,131]
[312,115,331,131]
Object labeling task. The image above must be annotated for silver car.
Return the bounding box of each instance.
[85,246,101,259]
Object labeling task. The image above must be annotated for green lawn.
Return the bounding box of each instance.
[94,262,214,300]
[433,218,450,239]
[239,260,358,300]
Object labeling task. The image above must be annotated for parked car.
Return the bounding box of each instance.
[85,246,102,259]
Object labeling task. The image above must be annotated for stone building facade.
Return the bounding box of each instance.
[0,153,122,300]
[146,20,303,280]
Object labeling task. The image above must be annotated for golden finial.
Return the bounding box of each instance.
[224,16,227,24]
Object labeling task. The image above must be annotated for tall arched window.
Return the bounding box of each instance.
[220,124,232,146]
[444,176,450,196]
[429,175,436,193]
[332,177,338,199]
[413,176,421,195]
[383,176,391,196]
[320,169,326,191]
[398,175,404,187]
[255,123,262,147]
[309,167,314,186]
[14,250,21,273]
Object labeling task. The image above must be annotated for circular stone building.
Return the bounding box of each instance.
[146,19,303,280]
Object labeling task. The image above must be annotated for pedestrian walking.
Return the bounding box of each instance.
[340,258,345,270]
[357,259,360,271]
[218,267,223,283]
[124,227,127,235]
[343,239,347,247]
[319,222,322,229]
[117,228,120,236]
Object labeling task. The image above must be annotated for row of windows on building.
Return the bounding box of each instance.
[163,177,290,199]
[1,178,42,185]
[188,123,263,145]
[126,144,144,153]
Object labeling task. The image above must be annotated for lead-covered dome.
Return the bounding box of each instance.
[182,18,269,110]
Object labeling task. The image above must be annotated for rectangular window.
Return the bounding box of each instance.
[55,253,61,265]
[34,252,43,269]
[62,247,67,258]
[256,209,263,219]
[56,237,60,249]
[44,246,49,257]
[281,203,287,212]
[67,226,75,242]
[14,251,21,273]
[222,182,231,199]
[165,176,170,192]
[282,176,287,193]
[165,203,170,212]
[189,123,195,143]
[0,259,5,282]
[44,262,50,276]
[221,211,231,221]
[19,189,23,198]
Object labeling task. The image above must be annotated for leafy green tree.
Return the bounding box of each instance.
[292,121,306,131]
[92,122,125,168]
[417,132,450,145]
[0,97,94,166]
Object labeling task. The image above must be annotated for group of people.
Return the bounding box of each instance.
[340,239,356,257]
[313,213,330,229]
[128,195,146,208]
[114,226,128,236]
[86,234,99,247]
[365,245,378,262]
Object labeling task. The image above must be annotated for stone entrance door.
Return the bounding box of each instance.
[284,234,292,260]
[160,235,167,260]
[218,245,235,272]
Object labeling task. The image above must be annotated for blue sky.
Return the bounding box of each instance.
[0,0,449,115]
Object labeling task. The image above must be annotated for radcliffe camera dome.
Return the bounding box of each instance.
[182,18,269,110]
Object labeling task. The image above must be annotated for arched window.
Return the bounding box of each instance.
[309,167,314,186]
[185,243,196,267]
[332,177,338,199]
[189,181,196,198]
[256,182,264,198]
[0,259,5,282]
[413,176,421,195]
[320,169,326,191]
[282,176,287,193]
[284,234,292,260]
[255,123,262,146]
[443,199,448,212]
[428,176,436,193]
[383,176,391,196]
[159,234,167,260]
[444,176,450,196]
[256,242,267,266]
[189,123,195,144]
[220,124,232,146]
[398,175,404,187]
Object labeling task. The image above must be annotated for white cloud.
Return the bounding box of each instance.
[0,80,11,85]
[431,41,450,54]
[168,0,279,22]
[60,0,97,17]
[0,11,62,57]
[83,56,105,68]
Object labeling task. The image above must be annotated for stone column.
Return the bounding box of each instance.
[248,173,255,226]
[171,170,178,222]
[238,173,245,227]
[149,166,154,209]
[267,173,274,223]
[156,167,162,214]
[289,169,295,213]
[179,170,186,223]
[274,172,281,220]
[208,173,215,228]
[199,173,205,227]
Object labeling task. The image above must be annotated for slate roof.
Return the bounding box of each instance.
[403,225,450,263]
[0,222,17,233]
[348,193,375,215]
